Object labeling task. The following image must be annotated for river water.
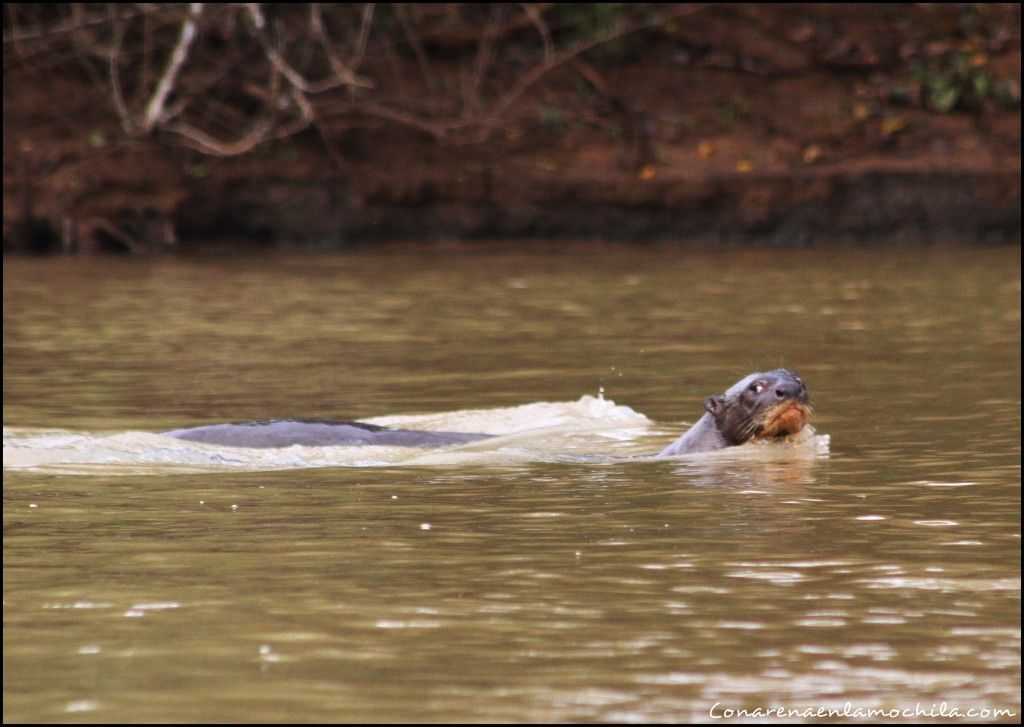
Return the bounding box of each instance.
[3,245,1020,722]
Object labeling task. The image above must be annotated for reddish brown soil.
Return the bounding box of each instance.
[3,4,1020,252]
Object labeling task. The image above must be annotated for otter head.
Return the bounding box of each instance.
[704,369,811,446]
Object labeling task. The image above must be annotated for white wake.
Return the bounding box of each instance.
[3,395,828,476]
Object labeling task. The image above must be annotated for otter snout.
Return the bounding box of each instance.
[773,380,807,401]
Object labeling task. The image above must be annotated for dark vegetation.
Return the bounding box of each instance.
[3,3,1020,253]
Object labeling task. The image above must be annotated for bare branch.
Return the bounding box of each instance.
[393,4,437,97]
[353,101,448,139]
[475,4,708,141]
[245,3,373,93]
[141,3,204,133]
[2,5,143,45]
[465,5,503,112]
[519,3,553,64]
[5,2,711,159]
[107,8,133,132]
[164,88,314,156]
[349,4,375,73]
[165,117,270,156]
[309,4,349,80]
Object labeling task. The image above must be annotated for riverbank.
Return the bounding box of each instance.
[4,4,1020,252]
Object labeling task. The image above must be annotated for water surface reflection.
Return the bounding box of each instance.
[3,246,1020,722]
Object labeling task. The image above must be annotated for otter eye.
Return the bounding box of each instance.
[750,383,764,394]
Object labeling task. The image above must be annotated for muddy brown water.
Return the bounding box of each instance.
[3,245,1020,722]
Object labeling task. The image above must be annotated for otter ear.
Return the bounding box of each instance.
[704,395,725,416]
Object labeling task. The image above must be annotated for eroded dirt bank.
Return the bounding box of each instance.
[3,4,1020,252]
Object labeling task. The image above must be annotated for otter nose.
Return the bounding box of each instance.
[774,383,800,399]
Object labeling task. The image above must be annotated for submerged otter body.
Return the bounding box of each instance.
[164,369,811,453]
[658,369,811,457]
[164,420,493,449]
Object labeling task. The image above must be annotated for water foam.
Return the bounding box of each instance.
[3,396,651,475]
[3,396,827,475]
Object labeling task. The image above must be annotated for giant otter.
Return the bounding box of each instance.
[163,369,811,454]
[657,369,811,456]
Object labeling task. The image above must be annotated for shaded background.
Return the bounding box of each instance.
[3,2,1021,253]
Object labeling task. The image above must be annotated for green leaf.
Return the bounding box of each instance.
[971,73,990,100]
[929,80,960,113]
